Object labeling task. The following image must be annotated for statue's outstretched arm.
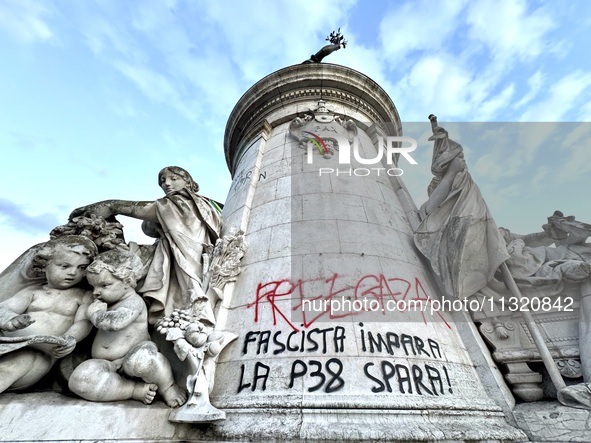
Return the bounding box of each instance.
[70,200,158,223]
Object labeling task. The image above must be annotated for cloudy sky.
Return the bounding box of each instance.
[1,0,590,272]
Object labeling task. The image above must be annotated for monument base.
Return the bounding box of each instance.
[205,408,527,442]
[513,401,591,442]
[169,400,227,423]
[1,392,527,442]
[0,392,202,442]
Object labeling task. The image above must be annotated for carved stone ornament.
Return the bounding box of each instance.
[289,99,358,160]
[202,230,246,301]
[155,230,246,423]
[556,359,583,379]
[483,317,515,340]
[156,308,237,422]
[50,215,126,251]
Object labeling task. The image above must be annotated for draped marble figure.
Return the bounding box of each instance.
[70,166,222,324]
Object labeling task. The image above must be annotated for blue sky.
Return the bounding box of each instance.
[1,0,590,272]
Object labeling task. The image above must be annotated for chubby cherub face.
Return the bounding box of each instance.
[87,269,130,304]
[159,170,188,195]
[45,250,91,289]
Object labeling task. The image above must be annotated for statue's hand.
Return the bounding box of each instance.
[69,201,114,220]
[51,335,76,358]
[87,299,108,319]
[2,314,35,332]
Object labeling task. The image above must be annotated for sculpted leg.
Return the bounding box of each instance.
[0,349,53,393]
[69,358,157,404]
[122,341,187,407]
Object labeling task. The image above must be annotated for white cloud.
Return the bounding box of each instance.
[72,0,360,130]
[399,57,523,122]
[530,164,551,190]
[110,100,143,119]
[376,0,567,124]
[113,61,199,120]
[337,43,395,95]
[473,123,560,182]
[579,101,591,121]
[514,71,545,109]
[472,84,515,120]
[466,0,556,61]
[519,71,591,121]
[82,17,137,58]
[193,0,356,81]
[379,0,466,67]
[0,0,53,43]
[473,149,508,181]
[555,123,591,182]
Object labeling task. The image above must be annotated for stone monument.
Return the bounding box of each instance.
[208,61,525,441]
[2,35,590,442]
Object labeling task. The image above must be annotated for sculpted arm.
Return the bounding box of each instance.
[63,294,94,342]
[557,231,590,246]
[508,228,588,248]
[511,231,555,248]
[87,297,143,332]
[419,156,465,220]
[0,289,35,331]
[70,200,158,223]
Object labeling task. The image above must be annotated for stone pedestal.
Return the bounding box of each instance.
[0,392,200,442]
[513,401,591,442]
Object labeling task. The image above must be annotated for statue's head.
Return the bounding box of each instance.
[158,166,199,195]
[31,235,99,284]
[86,249,143,289]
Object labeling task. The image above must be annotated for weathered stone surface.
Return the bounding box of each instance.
[0,391,528,442]
[213,63,526,441]
[0,392,189,441]
[513,401,591,442]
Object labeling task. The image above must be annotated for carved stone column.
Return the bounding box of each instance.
[212,63,525,441]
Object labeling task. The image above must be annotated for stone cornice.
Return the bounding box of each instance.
[224,63,402,175]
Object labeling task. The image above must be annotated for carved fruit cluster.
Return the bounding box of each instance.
[155,308,224,357]
[155,308,192,334]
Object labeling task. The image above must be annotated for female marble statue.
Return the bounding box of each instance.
[70,166,222,324]
[414,117,509,300]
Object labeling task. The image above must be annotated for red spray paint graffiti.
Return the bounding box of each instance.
[247,273,451,331]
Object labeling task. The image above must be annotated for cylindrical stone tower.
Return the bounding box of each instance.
[211,63,524,441]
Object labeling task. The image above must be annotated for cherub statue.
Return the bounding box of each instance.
[0,235,98,394]
[68,250,187,407]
